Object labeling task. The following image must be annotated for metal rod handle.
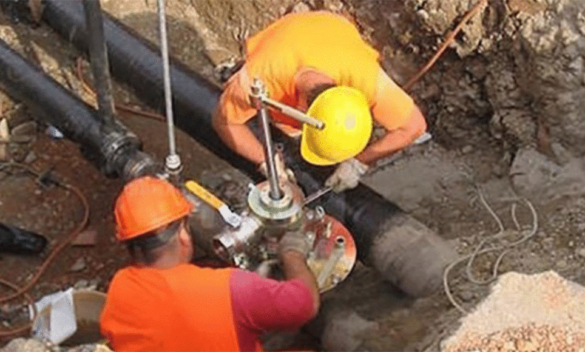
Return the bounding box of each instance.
[261,97,324,130]
[259,103,282,200]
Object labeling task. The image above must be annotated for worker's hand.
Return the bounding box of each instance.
[325,158,369,193]
[278,230,312,260]
[258,153,297,184]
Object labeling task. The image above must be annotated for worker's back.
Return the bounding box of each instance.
[244,11,380,104]
[100,264,247,352]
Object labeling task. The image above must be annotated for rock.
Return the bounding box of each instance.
[89,279,101,289]
[461,145,473,154]
[74,280,89,289]
[576,248,585,258]
[320,309,379,352]
[0,338,48,352]
[0,118,9,139]
[10,121,37,136]
[65,344,114,352]
[510,147,585,200]
[541,237,555,251]
[70,258,86,272]
[288,2,311,13]
[221,173,232,181]
[556,259,567,269]
[0,118,8,161]
[23,151,36,164]
[458,290,475,302]
[7,144,27,162]
[72,229,98,247]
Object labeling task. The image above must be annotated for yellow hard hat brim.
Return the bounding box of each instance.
[300,124,337,166]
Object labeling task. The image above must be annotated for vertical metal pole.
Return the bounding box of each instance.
[157,0,181,171]
[83,0,116,126]
[259,102,282,200]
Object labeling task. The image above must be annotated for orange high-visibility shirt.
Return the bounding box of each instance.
[100,264,261,352]
[217,11,414,135]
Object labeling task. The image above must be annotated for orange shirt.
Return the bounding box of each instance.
[217,11,415,135]
[100,264,250,352]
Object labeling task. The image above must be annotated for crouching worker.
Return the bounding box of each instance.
[100,176,319,352]
[213,11,428,193]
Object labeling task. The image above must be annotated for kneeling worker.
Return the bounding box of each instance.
[213,11,427,193]
[100,176,319,352]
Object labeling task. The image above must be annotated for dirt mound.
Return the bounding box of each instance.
[443,271,585,351]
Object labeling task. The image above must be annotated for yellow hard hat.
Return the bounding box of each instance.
[301,86,372,166]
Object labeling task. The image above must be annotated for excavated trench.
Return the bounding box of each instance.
[1,0,585,351]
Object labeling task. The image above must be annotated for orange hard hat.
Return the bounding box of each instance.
[114,176,193,242]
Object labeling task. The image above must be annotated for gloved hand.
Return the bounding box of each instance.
[325,158,369,193]
[278,231,312,260]
[258,153,297,184]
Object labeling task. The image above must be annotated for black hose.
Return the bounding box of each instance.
[0,38,157,180]
[83,0,116,126]
[40,0,456,297]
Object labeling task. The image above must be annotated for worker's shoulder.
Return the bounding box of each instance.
[109,265,235,295]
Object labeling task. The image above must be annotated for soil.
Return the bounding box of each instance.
[0,0,584,351]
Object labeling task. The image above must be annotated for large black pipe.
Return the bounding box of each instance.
[0,38,157,180]
[40,0,457,297]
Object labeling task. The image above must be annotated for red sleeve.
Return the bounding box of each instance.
[229,269,315,351]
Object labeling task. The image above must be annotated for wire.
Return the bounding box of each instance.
[404,0,489,92]
[0,162,89,338]
[443,187,539,314]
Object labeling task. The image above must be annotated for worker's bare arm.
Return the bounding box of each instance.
[212,111,265,166]
[280,251,320,316]
[355,106,427,165]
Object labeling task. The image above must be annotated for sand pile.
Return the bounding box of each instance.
[443,271,585,352]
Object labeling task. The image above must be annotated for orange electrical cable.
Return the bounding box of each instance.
[0,163,89,338]
[403,0,489,91]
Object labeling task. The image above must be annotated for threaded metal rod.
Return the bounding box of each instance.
[259,103,282,200]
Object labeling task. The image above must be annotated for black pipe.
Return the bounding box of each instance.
[83,0,116,125]
[0,38,157,180]
[41,0,457,297]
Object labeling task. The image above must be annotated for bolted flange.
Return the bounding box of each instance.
[247,180,304,229]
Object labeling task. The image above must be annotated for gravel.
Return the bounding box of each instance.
[443,271,585,351]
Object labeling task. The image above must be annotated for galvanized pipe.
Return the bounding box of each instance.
[156,0,181,171]
[251,78,282,199]
[259,102,282,200]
